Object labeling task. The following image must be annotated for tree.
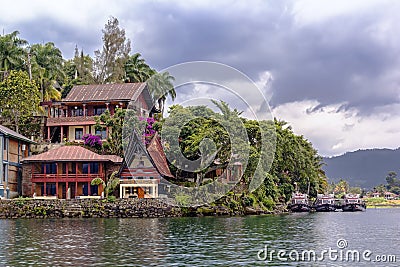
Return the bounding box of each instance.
[124,52,155,83]
[30,42,64,101]
[93,17,131,84]
[0,31,28,75]
[160,103,327,204]
[386,171,398,187]
[91,171,120,198]
[147,71,176,116]
[0,70,40,133]
[95,108,126,157]
[334,179,350,196]
[63,46,94,98]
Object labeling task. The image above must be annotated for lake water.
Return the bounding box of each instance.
[0,208,399,266]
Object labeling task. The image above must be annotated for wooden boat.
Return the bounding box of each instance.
[288,192,310,212]
[341,194,366,212]
[313,193,336,212]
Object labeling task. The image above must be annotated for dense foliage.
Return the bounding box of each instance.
[0,70,40,135]
[159,102,328,207]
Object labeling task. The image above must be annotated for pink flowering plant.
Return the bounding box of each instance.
[140,117,157,144]
[82,134,102,149]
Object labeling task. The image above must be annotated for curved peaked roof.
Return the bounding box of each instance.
[63,83,146,102]
[22,145,123,163]
[147,134,174,178]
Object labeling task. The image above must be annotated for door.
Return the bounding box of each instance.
[138,187,145,198]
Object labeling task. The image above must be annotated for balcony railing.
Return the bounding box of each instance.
[46,116,97,126]
[120,178,160,185]
[31,173,105,183]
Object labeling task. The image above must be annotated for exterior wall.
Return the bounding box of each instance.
[67,125,102,142]
[22,163,33,197]
[1,136,31,198]
[23,160,120,199]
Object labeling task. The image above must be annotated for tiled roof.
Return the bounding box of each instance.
[0,125,35,144]
[102,155,124,163]
[22,145,123,162]
[63,83,146,102]
[147,134,174,178]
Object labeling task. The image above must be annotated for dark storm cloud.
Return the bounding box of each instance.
[11,17,100,58]
[125,1,400,115]
[1,1,399,115]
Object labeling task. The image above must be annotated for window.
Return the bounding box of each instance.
[46,183,56,196]
[69,162,76,174]
[94,107,106,115]
[95,129,107,139]
[72,107,83,117]
[42,163,57,174]
[91,185,98,196]
[90,163,99,174]
[75,128,83,140]
[82,163,89,174]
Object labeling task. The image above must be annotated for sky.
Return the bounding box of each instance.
[1,0,400,157]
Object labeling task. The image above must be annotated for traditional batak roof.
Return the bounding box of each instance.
[147,134,174,178]
[63,83,147,102]
[22,145,123,163]
[0,125,36,144]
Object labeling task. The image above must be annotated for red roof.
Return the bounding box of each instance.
[63,83,146,102]
[22,146,123,162]
[147,134,173,178]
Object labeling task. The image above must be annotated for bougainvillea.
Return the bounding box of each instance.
[82,134,102,148]
[140,117,156,144]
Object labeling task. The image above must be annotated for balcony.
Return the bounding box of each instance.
[31,173,105,183]
[46,116,97,126]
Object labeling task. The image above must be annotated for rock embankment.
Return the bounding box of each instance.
[0,199,182,219]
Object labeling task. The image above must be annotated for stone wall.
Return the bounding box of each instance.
[21,163,33,197]
[0,198,182,219]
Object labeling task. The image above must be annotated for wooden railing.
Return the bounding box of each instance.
[31,173,105,183]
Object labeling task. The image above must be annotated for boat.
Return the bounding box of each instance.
[313,193,336,212]
[288,192,311,212]
[341,194,366,212]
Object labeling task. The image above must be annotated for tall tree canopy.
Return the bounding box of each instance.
[0,70,40,133]
[62,46,94,98]
[93,17,131,84]
[0,31,28,75]
[124,52,155,83]
[30,42,64,101]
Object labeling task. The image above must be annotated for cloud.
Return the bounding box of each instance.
[273,100,400,156]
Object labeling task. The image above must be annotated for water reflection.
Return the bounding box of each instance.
[0,209,399,266]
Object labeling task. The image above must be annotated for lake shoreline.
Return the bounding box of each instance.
[0,198,286,219]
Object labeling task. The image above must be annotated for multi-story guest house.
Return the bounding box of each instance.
[22,145,122,199]
[0,125,35,198]
[41,83,153,143]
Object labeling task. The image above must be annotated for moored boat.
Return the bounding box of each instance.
[313,193,336,212]
[341,194,366,212]
[288,192,310,212]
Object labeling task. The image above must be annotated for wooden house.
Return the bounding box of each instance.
[41,83,153,143]
[22,146,122,199]
[0,125,35,198]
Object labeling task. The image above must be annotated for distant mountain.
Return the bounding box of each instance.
[322,148,400,189]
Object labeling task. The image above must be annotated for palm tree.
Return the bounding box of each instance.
[124,53,155,82]
[30,42,65,101]
[147,71,176,116]
[0,31,28,75]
